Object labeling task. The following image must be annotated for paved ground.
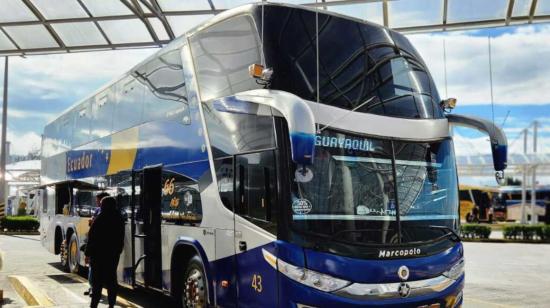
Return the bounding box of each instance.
[462,242,550,308]
[0,234,173,307]
[1,234,549,307]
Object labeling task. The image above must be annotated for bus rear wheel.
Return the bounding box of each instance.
[182,256,207,308]
[59,239,70,272]
[68,233,80,274]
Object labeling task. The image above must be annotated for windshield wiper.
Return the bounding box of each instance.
[328,228,397,246]
[427,225,461,242]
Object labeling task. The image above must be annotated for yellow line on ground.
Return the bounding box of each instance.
[7,275,54,307]
[467,297,518,308]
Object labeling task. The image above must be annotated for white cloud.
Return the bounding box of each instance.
[10,49,156,82]
[8,108,56,121]
[6,130,41,156]
[4,48,158,103]
[407,25,550,105]
[453,131,550,156]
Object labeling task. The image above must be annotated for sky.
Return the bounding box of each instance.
[0,8,549,184]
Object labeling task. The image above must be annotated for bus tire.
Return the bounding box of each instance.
[182,255,207,308]
[59,239,70,272]
[67,233,80,274]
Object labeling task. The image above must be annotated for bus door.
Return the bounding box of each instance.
[233,150,278,306]
[134,166,163,289]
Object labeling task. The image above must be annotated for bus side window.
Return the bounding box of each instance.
[41,190,48,214]
[107,171,133,221]
[134,48,189,124]
[75,189,94,217]
[160,171,202,225]
[56,184,71,215]
[215,157,235,211]
[235,150,278,234]
[134,172,143,221]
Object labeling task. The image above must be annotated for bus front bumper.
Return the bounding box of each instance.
[280,273,464,308]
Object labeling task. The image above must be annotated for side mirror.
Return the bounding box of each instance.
[447,114,508,184]
[211,90,317,165]
[440,98,457,111]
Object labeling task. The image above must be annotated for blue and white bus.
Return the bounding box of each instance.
[40,3,507,307]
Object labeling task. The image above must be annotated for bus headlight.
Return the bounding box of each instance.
[277,258,350,292]
[443,259,464,281]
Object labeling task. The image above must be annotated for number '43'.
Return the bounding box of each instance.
[251,274,263,293]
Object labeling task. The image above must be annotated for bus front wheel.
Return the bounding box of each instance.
[182,256,207,308]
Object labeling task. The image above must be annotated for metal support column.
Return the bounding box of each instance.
[520,128,527,224]
[0,57,8,208]
[530,121,538,224]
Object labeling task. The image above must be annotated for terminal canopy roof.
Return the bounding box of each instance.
[1,0,550,56]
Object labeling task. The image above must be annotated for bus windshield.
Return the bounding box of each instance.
[289,129,459,253]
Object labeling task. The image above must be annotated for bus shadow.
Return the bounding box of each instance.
[116,286,176,307]
[46,262,66,272]
[2,235,40,241]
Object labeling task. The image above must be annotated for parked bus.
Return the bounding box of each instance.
[499,186,549,223]
[40,3,507,307]
[459,185,506,223]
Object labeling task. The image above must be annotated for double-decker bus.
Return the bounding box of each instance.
[40,3,507,307]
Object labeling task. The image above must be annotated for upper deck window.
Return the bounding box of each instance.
[256,5,444,119]
[190,15,263,101]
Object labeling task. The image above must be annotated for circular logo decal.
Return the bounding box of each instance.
[292,199,312,215]
[398,282,411,298]
[398,265,410,281]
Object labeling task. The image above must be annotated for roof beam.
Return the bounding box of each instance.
[0,9,220,28]
[442,0,448,30]
[529,0,539,23]
[21,0,65,49]
[0,27,23,54]
[506,0,515,25]
[121,0,161,46]
[303,0,391,8]
[382,0,389,27]
[395,13,550,33]
[142,0,175,40]
[207,0,216,11]
[0,15,140,27]
[0,40,170,56]
[76,0,113,47]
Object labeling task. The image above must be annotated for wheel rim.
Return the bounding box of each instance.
[60,241,67,266]
[183,268,206,308]
[69,239,78,271]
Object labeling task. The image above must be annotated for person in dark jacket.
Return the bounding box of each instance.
[84,192,110,297]
[85,196,125,308]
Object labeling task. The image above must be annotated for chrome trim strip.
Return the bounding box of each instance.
[334,274,458,300]
[332,155,443,167]
[306,100,450,141]
[292,214,457,221]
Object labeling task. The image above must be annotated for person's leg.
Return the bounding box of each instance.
[84,262,93,296]
[107,260,118,307]
[90,261,102,308]
[107,257,120,307]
